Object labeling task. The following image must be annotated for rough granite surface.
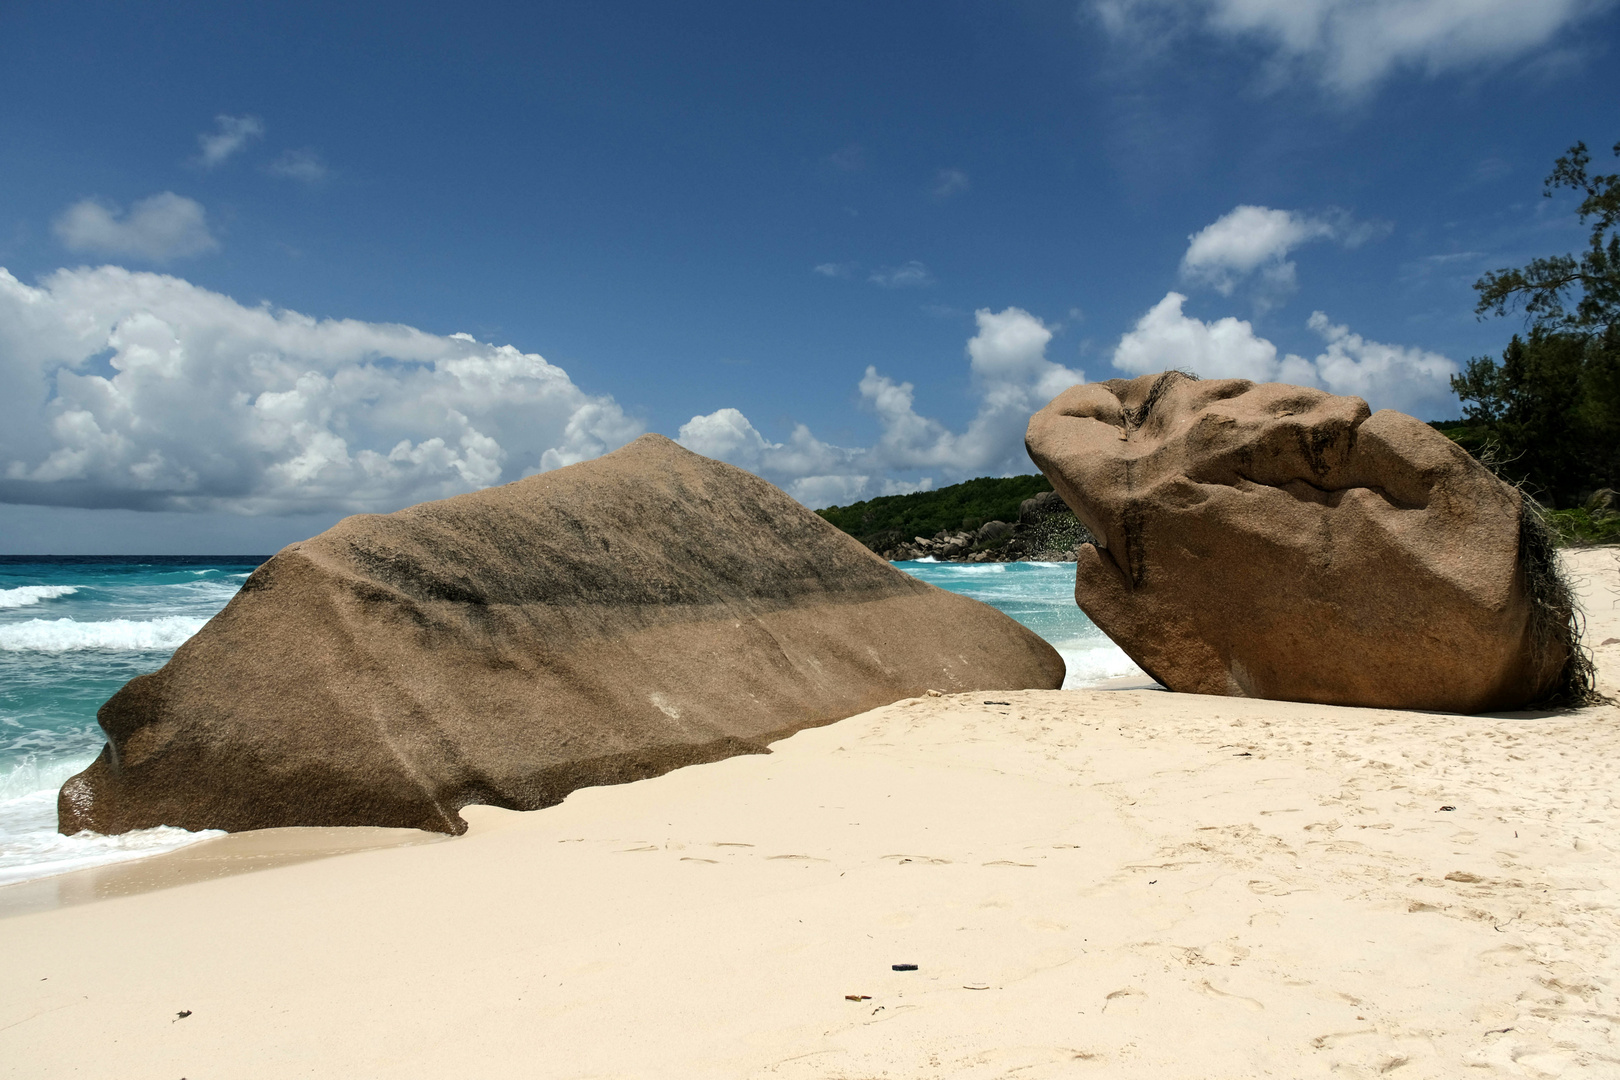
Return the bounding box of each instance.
[61,434,1063,834]
[1025,372,1564,712]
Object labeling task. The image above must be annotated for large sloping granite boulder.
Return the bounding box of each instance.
[61,435,1063,835]
[1025,372,1574,713]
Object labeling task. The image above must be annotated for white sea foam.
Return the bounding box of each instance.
[0,787,222,888]
[1059,644,1149,689]
[0,562,241,890]
[0,754,225,889]
[949,563,1008,574]
[0,585,78,609]
[0,754,95,803]
[0,616,206,653]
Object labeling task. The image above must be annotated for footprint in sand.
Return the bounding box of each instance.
[1310,1028,1381,1049]
[1196,979,1263,1011]
[882,854,952,865]
[1102,988,1146,1014]
[1181,942,1248,966]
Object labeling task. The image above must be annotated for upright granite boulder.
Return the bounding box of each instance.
[61,435,1063,835]
[1025,372,1581,713]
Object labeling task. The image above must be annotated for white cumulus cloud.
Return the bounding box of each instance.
[1114,292,1299,382]
[675,408,850,482]
[1111,291,1458,415]
[679,306,1083,507]
[195,114,264,168]
[1181,205,1335,298]
[0,266,642,515]
[1304,310,1460,406]
[1095,0,1608,94]
[54,194,220,263]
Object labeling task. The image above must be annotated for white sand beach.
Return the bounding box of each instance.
[0,548,1616,1078]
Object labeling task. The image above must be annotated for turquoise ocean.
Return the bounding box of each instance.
[0,555,1140,889]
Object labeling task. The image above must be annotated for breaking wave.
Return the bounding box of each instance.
[0,585,78,610]
[0,616,206,653]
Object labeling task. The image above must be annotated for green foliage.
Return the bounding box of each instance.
[1459,138,1620,512]
[1447,329,1617,505]
[1475,140,1620,336]
[1448,328,1620,507]
[815,474,1053,548]
[1543,506,1620,547]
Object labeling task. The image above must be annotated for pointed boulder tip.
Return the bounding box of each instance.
[622,432,685,453]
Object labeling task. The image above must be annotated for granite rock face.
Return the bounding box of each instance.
[1025,372,1570,712]
[61,435,1063,835]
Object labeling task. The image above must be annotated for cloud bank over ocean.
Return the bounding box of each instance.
[0,237,1463,516]
[0,266,641,515]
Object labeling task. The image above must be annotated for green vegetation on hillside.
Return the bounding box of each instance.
[1453,139,1620,513]
[816,474,1053,548]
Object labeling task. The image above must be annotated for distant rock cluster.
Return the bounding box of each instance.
[871,491,1097,563]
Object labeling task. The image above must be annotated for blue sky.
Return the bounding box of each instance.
[2,0,1617,553]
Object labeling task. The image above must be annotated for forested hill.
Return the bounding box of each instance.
[815,474,1054,547]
